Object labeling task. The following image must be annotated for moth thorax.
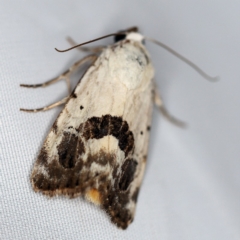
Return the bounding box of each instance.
[126,32,144,42]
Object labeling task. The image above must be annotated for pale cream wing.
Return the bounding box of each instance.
[31,40,154,229]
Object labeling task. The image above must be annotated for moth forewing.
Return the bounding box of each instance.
[29,30,154,229]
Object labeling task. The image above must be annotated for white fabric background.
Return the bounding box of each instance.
[1,1,240,239]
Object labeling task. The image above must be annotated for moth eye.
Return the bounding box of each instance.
[114,34,126,43]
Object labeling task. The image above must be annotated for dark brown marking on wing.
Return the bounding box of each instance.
[77,138,85,156]
[112,164,119,179]
[110,116,123,138]
[37,147,48,166]
[100,114,110,136]
[102,174,135,229]
[132,187,139,203]
[82,116,101,140]
[31,156,84,197]
[80,105,84,110]
[83,156,139,229]
[84,150,116,168]
[118,121,134,156]
[57,132,78,169]
[32,150,117,196]
[52,120,58,134]
[82,115,134,157]
[32,149,138,229]
[32,114,139,229]
[118,159,138,191]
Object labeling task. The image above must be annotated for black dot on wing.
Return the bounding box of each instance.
[80,106,84,110]
[71,93,77,98]
[140,131,143,135]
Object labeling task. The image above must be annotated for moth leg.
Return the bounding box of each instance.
[153,82,186,127]
[20,55,97,94]
[20,97,69,113]
[67,37,105,53]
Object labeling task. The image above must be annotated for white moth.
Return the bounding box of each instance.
[20,27,217,229]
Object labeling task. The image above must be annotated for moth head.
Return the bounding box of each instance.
[54,28,217,83]
[114,26,145,44]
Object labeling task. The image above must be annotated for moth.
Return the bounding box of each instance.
[20,27,217,229]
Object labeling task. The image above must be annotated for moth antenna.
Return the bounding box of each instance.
[146,37,219,82]
[55,33,121,53]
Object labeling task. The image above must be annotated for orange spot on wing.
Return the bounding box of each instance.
[85,188,101,205]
